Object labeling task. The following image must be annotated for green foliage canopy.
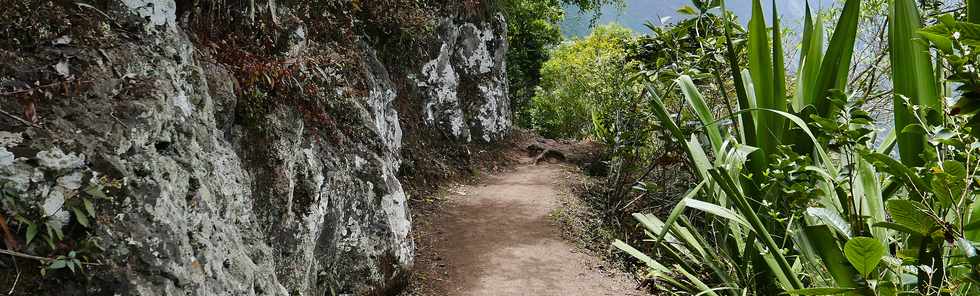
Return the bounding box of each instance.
[501,0,623,127]
[528,24,642,139]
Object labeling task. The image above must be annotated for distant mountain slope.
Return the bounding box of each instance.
[561,0,837,37]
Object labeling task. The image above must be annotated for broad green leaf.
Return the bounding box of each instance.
[844,237,885,278]
[942,160,968,179]
[863,152,929,199]
[806,207,851,238]
[49,260,67,270]
[885,199,938,236]
[916,30,954,53]
[26,223,38,246]
[84,184,108,199]
[873,222,921,234]
[804,225,862,290]
[73,207,90,228]
[84,198,96,217]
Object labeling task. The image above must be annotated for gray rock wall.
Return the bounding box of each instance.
[417,15,511,143]
[0,0,509,295]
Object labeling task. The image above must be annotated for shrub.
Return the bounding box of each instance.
[529,24,643,140]
[613,1,980,295]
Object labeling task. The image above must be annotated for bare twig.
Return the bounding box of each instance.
[109,112,129,129]
[0,249,48,262]
[0,80,92,97]
[6,257,18,295]
[0,249,103,266]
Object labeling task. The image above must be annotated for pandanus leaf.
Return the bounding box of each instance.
[889,0,941,167]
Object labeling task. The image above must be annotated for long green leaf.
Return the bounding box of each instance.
[612,240,695,291]
[889,0,941,167]
[720,0,761,180]
[656,181,706,247]
[813,0,861,117]
[748,0,776,154]
[771,0,787,140]
[970,0,980,24]
[804,226,864,292]
[855,156,889,245]
[799,1,814,68]
[679,75,723,152]
[709,168,804,290]
[634,213,705,261]
[677,264,722,296]
[862,152,929,200]
[647,85,686,144]
[612,239,671,272]
[876,128,897,154]
[686,198,751,228]
[795,5,824,112]
[688,137,714,182]
[726,108,839,175]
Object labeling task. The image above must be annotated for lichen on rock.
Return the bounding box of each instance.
[0,0,510,295]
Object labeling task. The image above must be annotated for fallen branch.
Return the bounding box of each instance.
[0,249,47,262]
[0,109,38,128]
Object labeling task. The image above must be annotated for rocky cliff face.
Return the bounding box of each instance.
[0,1,509,295]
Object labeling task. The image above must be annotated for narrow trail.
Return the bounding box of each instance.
[414,161,641,295]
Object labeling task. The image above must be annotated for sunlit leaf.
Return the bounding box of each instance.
[844,237,885,278]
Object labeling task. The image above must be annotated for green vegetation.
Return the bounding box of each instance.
[522,0,980,294]
[528,24,641,140]
[500,0,623,127]
[0,175,114,274]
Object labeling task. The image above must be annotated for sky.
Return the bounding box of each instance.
[560,0,839,37]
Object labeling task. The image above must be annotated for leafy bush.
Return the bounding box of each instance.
[529,24,643,140]
[500,0,624,128]
[611,0,980,295]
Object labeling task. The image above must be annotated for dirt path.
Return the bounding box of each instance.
[410,161,641,295]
